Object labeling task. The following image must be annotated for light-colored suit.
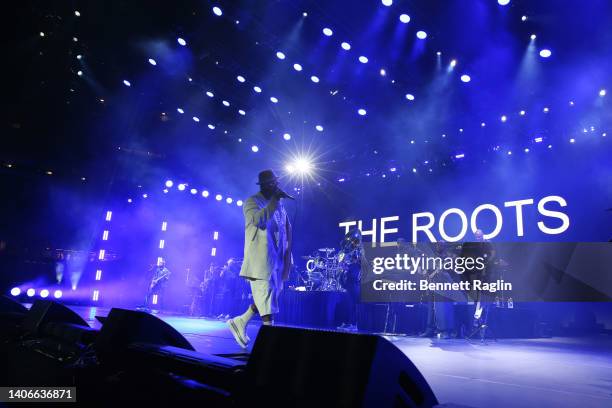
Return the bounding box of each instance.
[239,192,293,287]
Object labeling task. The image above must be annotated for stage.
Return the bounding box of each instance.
[64,304,612,408]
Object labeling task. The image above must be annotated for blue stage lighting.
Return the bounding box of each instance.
[177,108,184,114]
[253,86,262,93]
[399,14,410,23]
[215,194,223,201]
[226,197,233,204]
[405,93,415,101]
[212,6,222,16]
[148,58,157,66]
[222,100,230,107]
[380,69,386,76]
[237,75,246,82]
[165,180,174,188]
[190,188,197,195]
[498,0,510,5]
[237,200,243,206]
[276,51,286,60]
[501,115,507,122]
[54,290,62,299]
[416,31,427,39]
[283,133,291,140]
[10,287,20,296]
[460,74,471,82]
[238,110,246,116]
[123,80,131,87]
[358,108,367,116]
[316,125,324,132]
[520,110,526,116]
[206,91,214,98]
[599,89,607,97]
[323,28,333,36]
[192,116,200,122]
[178,184,186,191]
[381,0,393,6]
[251,145,259,152]
[530,34,537,40]
[208,124,215,130]
[341,42,351,50]
[359,56,368,63]
[202,190,209,197]
[293,63,303,71]
[27,288,35,297]
[177,37,186,46]
[310,75,320,83]
[539,49,552,58]
[40,289,49,298]
[270,97,279,103]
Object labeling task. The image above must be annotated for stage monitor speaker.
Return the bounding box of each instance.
[246,325,438,408]
[21,299,89,335]
[95,308,194,364]
[0,295,28,314]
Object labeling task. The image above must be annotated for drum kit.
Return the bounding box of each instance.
[300,229,363,291]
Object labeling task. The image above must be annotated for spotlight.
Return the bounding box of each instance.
[127,198,132,203]
[237,75,246,82]
[165,180,174,188]
[75,10,81,17]
[177,37,187,46]
[237,200,243,206]
[521,15,527,21]
[534,137,543,143]
[381,0,393,6]
[53,290,62,299]
[399,14,410,23]
[315,125,324,132]
[222,100,230,107]
[253,86,262,93]
[455,153,465,159]
[177,108,184,114]
[10,287,20,296]
[148,58,157,66]
[270,97,279,103]
[358,56,368,63]
[178,184,186,191]
[238,110,246,116]
[142,193,148,198]
[202,190,209,197]
[310,75,320,83]
[501,115,507,122]
[405,93,415,101]
[123,80,131,87]
[283,133,291,140]
[524,148,530,153]
[570,138,575,143]
[341,42,351,50]
[358,108,367,116]
[460,74,471,83]
[163,189,168,194]
[76,54,82,60]
[293,63,303,71]
[539,49,552,58]
[322,28,333,36]
[530,34,537,40]
[190,188,197,195]
[416,31,427,39]
[226,197,233,204]
[276,51,286,60]
[519,110,526,116]
[215,194,223,201]
[251,145,259,152]
[206,91,214,97]
[436,51,441,56]
[543,107,549,113]
[212,6,223,16]
[40,289,49,298]
[498,0,510,5]
[450,59,457,68]
[27,288,35,297]
[192,116,200,122]
[599,89,607,97]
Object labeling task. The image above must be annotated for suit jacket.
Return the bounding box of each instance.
[239,192,293,284]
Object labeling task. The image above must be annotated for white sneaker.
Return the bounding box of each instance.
[227,318,248,348]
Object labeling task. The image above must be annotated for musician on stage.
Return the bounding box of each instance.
[145,258,171,312]
[228,169,293,348]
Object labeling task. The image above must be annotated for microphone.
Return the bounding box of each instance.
[276,187,295,200]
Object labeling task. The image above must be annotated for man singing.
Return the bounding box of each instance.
[228,169,293,348]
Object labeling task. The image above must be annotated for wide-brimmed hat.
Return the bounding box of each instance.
[256,169,279,185]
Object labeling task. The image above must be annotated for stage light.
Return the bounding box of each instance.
[507,151,512,155]
[481,122,486,127]
[192,116,200,122]
[535,137,543,143]
[92,290,99,302]
[165,180,174,188]
[238,109,246,116]
[399,14,410,23]
[416,31,427,39]
[106,211,113,221]
[524,148,530,153]
[10,287,20,296]
[226,197,233,204]
[323,28,333,36]
[270,97,279,103]
[177,37,186,46]
[539,49,552,58]
[212,6,223,16]
[27,288,35,297]
[316,125,324,132]
[208,124,215,129]
[530,34,537,40]
[75,10,81,16]
[102,230,109,241]
[40,289,49,298]
[460,74,471,83]
[276,51,286,60]
[359,56,368,63]
[522,15,527,21]
[237,200,243,206]
[455,153,465,159]
[380,69,386,76]
[501,115,507,122]
[148,58,157,66]
[253,86,262,93]
[498,0,510,6]
[543,107,549,113]
[190,188,197,195]
[293,63,303,71]
[603,133,607,137]
[237,75,246,82]
[283,133,291,140]
[177,108,184,114]
[215,194,222,201]
[599,89,607,97]
[405,93,415,101]
[390,167,396,172]
[206,91,214,98]
[381,0,393,6]
[222,100,230,106]
[450,59,457,68]
[76,54,82,60]
[40,32,45,37]
[358,108,367,116]
[570,138,576,143]
[142,193,148,198]
[251,145,259,152]
[548,144,553,148]
[412,168,417,173]
[341,42,351,50]
[569,101,575,106]
[202,190,209,197]
[178,183,186,191]
[310,75,320,83]
[519,110,526,116]
[123,80,131,87]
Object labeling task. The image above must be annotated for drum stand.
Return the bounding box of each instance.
[466,301,497,343]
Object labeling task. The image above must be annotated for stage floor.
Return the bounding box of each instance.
[64,305,612,408]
